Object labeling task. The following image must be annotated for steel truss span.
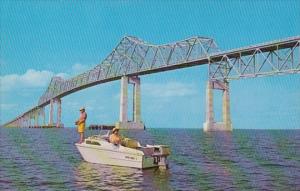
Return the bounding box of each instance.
[209,37,300,80]
[38,36,219,106]
[3,36,300,127]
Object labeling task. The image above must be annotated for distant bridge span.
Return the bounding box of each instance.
[3,36,300,130]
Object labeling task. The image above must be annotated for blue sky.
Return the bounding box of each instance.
[1,0,299,129]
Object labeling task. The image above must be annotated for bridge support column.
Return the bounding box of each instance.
[203,80,232,132]
[29,114,32,127]
[37,107,46,127]
[28,113,32,128]
[23,119,25,128]
[41,107,46,126]
[115,76,145,129]
[56,98,62,128]
[203,81,215,131]
[26,117,30,128]
[222,84,232,131]
[34,110,39,128]
[119,76,128,123]
[23,118,26,128]
[130,76,142,123]
[49,99,54,126]
[21,117,25,128]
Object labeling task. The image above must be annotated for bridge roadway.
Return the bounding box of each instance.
[3,35,300,128]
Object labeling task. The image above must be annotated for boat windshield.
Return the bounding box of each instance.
[98,130,110,138]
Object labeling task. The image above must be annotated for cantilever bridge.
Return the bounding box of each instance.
[3,36,300,131]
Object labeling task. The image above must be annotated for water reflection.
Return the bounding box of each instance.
[74,162,172,191]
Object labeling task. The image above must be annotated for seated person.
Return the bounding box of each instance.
[109,127,121,145]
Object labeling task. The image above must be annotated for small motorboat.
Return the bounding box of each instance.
[75,131,171,169]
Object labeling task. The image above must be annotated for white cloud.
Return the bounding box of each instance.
[0,69,68,92]
[20,69,53,87]
[56,72,70,79]
[143,82,197,98]
[0,63,95,92]
[71,63,92,75]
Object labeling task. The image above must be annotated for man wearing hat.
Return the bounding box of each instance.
[109,127,121,145]
[75,107,87,143]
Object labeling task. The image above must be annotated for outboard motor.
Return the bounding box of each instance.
[152,145,171,169]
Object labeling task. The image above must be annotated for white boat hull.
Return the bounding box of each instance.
[75,142,157,169]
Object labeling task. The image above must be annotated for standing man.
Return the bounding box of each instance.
[75,107,87,144]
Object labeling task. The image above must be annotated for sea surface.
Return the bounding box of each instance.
[0,128,299,191]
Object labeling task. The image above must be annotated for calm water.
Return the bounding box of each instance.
[0,128,299,191]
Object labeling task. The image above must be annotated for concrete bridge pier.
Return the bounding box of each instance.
[47,98,62,127]
[19,118,23,127]
[21,117,25,128]
[129,76,142,124]
[49,99,54,126]
[36,107,46,127]
[56,98,62,128]
[21,118,24,127]
[115,76,145,129]
[203,80,232,132]
[16,118,20,127]
[25,117,30,128]
[40,107,46,126]
[34,110,39,128]
[28,114,32,127]
[22,117,25,127]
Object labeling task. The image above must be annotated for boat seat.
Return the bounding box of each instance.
[139,147,155,156]
[121,138,140,149]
